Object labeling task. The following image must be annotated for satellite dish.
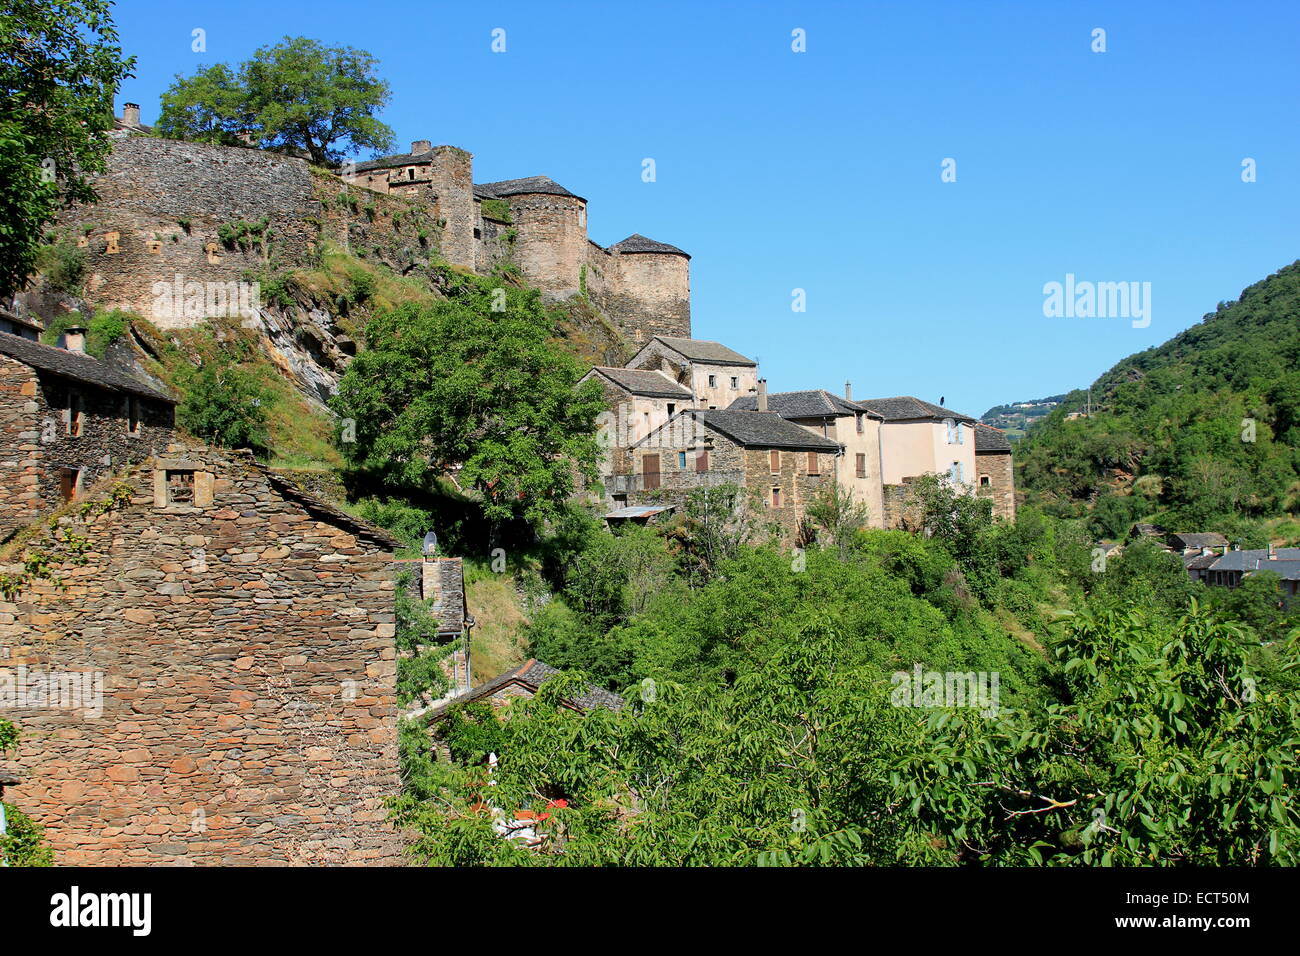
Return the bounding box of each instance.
[422,531,438,556]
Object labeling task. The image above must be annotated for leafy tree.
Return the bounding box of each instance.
[0,0,134,297]
[804,480,871,556]
[155,36,394,165]
[175,352,272,453]
[331,293,605,527]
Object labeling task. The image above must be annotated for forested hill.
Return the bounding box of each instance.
[1015,260,1300,543]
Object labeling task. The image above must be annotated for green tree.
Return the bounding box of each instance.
[331,293,605,526]
[0,0,134,297]
[156,36,394,165]
[175,352,272,453]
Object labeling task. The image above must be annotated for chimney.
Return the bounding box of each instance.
[757,378,768,413]
[61,324,87,354]
[844,380,852,401]
[1268,543,1277,560]
[411,139,431,155]
[122,103,141,128]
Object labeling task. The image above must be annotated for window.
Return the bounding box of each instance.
[856,413,864,434]
[695,450,709,473]
[945,418,957,444]
[855,453,867,478]
[708,374,717,387]
[667,403,676,417]
[770,450,781,474]
[65,390,83,437]
[807,452,819,475]
[771,487,782,508]
[980,475,991,486]
[956,424,964,445]
[126,396,142,436]
[949,461,965,484]
[678,451,687,470]
[408,168,415,180]
[59,467,80,502]
[167,470,195,504]
[730,376,738,389]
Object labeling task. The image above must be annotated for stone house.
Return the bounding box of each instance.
[0,329,176,540]
[973,422,1016,521]
[0,445,404,865]
[614,406,841,542]
[1188,546,1300,603]
[858,396,979,490]
[581,365,694,482]
[0,307,42,341]
[624,336,758,410]
[729,385,886,527]
[1168,531,1229,554]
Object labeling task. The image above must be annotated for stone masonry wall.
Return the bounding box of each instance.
[976,451,1016,521]
[0,446,401,865]
[0,355,174,539]
[508,194,587,297]
[598,252,691,344]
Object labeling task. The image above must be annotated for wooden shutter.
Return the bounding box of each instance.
[695,450,709,473]
[642,453,660,490]
[770,450,780,473]
[856,453,866,478]
[807,451,818,475]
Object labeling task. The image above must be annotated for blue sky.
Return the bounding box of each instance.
[112,0,1299,416]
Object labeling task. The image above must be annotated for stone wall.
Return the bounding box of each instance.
[426,147,475,270]
[598,251,691,344]
[507,194,588,297]
[61,138,321,324]
[976,451,1016,521]
[0,355,174,539]
[0,446,401,865]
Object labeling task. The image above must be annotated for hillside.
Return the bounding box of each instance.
[1015,260,1300,543]
[980,394,1066,440]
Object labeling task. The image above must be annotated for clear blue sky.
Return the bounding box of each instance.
[112,0,1299,416]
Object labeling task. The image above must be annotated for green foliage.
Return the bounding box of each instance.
[0,0,134,297]
[41,308,130,358]
[217,217,269,252]
[480,198,512,224]
[330,289,605,526]
[33,235,86,293]
[155,36,395,165]
[0,719,53,865]
[1018,261,1300,532]
[175,350,272,453]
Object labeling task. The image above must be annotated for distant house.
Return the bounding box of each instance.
[973,422,1016,521]
[624,336,758,410]
[615,399,842,543]
[0,308,42,342]
[1190,546,1300,598]
[0,328,175,538]
[729,386,884,526]
[1168,531,1229,554]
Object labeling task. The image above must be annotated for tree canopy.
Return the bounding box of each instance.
[155,36,394,165]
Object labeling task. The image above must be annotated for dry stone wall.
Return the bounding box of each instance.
[0,446,402,865]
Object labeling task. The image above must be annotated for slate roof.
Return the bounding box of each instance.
[475,176,583,201]
[1185,552,1221,571]
[729,389,876,419]
[687,409,842,452]
[608,234,690,258]
[857,395,976,423]
[651,336,756,367]
[263,470,403,550]
[1169,532,1229,549]
[588,366,692,399]
[352,148,438,173]
[1210,548,1300,577]
[0,330,175,402]
[974,422,1013,453]
[428,658,624,718]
